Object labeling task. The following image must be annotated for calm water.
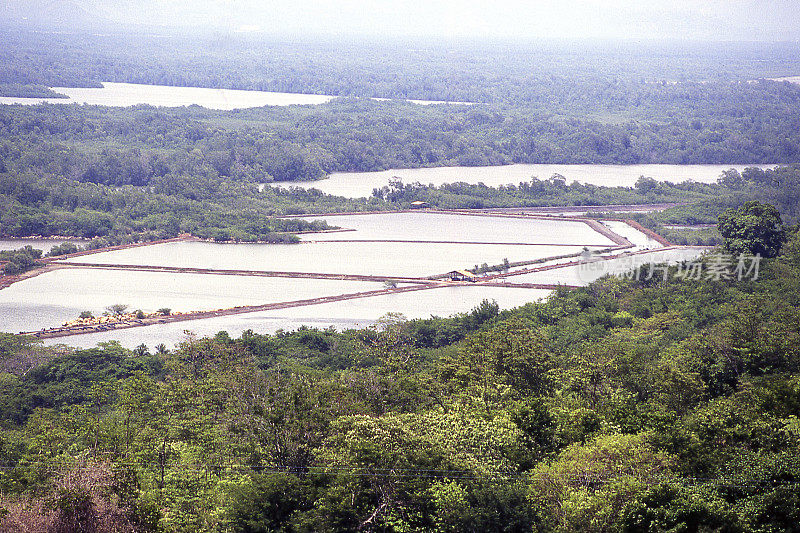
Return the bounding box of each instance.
[63,213,613,277]
[274,164,777,198]
[507,247,708,286]
[600,221,663,249]
[301,212,614,245]
[0,82,477,110]
[0,238,85,254]
[3,213,667,347]
[0,268,380,334]
[0,82,336,109]
[41,285,551,349]
[63,241,592,278]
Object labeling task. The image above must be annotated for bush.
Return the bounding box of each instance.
[0,246,42,275]
[47,242,81,257]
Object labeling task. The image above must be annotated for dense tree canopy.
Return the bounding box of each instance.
[718,200,787,257]
[2,229,800,531]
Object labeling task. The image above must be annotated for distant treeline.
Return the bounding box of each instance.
[372,166,800,224]
[0,83,67,98]
[0,170,340,241]
[3,95,800,240]
[1,95,799,188]
[648,166,800,226]
[372,175,719,209]
[3,29,800,104]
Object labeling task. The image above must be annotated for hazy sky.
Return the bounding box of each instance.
[28,0,800,41]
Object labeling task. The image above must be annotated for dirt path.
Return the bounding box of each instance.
[51,262,441,284]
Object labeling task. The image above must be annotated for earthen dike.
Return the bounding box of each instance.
[5,209,701,339]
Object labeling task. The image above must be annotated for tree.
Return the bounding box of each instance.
[718,168,745,189]
[104,304,129,316]
[635,176,659,193]
[47,242,80,257]
[528,433,676,532]
[0,246,43,275]
[718,201,786,258]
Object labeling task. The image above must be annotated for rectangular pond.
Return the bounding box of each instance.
[40,285,551,349]
[506,247,709,286]
[63,240,592,278]
[2,214,663,347]
[301,212,615,246]
[0,268,380,334]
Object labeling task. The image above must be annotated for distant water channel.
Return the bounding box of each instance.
[0,82,335,109]
[274,163,777,198]
[0,82,476,110]
[0,238,85,254]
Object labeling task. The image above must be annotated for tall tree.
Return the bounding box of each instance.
[718,201,786,258]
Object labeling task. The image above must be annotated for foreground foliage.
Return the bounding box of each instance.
[1,228,800,531]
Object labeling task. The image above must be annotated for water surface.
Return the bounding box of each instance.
[275,164,777,198]
[0,268,380,334]
[63,240,592,278]
[302,212,614,245]
[41,285,551,349]
[0,82,335,109]
[600,221,663,249]
[507,247,709,286]
[0,239,85,254]
[4,215,661,347]
[0,82,477,110]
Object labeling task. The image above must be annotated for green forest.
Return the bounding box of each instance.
[3,30,800,242]
[2,83,800,243]
[1,224,799,531]
[3,30,800,103]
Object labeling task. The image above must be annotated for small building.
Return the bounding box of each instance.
[410,201,430,209]
[448,269,478,282]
